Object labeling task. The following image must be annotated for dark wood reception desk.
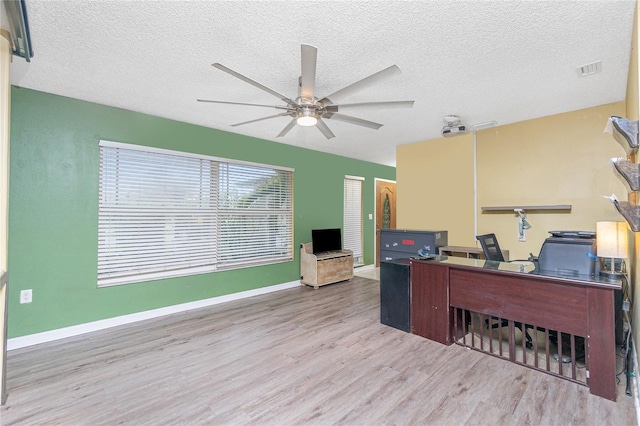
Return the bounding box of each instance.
[409,256,620,401]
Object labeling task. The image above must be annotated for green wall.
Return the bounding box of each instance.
[8,87,395,338]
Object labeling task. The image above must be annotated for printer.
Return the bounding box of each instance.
[537,231,597,277]
[537,230,624,346]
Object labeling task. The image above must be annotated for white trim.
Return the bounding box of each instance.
[473,131,478,243]
[344,175,365,181]
[354,264,376,272]
[8,280,301,351]
[373,178,396,264]
[98,264,218,288]
[344,177,364,261]
[99,140,295,172]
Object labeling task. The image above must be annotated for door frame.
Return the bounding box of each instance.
[0,31,11,405]
[374,178,396,267]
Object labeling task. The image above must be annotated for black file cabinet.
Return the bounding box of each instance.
[380,229,448,261]
[380,258,411,332]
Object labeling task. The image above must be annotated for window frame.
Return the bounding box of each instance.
[98,140,294,287]
[344,175,364,266]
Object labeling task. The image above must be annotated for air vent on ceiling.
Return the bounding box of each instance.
[577,61,602,77]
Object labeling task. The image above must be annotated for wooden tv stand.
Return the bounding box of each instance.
[300,243,354,289]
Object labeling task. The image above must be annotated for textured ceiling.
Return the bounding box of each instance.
[7,0,637,166]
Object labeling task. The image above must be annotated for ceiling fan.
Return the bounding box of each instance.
[198,44,415,139]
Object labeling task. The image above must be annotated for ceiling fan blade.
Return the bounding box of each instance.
[316,119,336,139]
[212,63,296,105]
[325,100,414,113]
[319,65,402,105]
[300,44,317,101]
[277,119,298,137]
[231,113,289,127]
[197,99,288,110]
[325,113,383,130]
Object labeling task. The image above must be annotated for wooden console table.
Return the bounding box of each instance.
[300,243,353,289]
[409,257,619,401]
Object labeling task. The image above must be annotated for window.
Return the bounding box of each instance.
[98,141,293,287]
[344,176,364,266]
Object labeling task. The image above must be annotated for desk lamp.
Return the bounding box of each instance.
[596,221,628,278]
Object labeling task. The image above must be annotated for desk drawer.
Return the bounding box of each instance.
[380,250,416,262]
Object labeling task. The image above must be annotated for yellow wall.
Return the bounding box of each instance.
[396,133,476,246]
[478,103,626,259]
[397,102,627,260]
[627,4,638,123]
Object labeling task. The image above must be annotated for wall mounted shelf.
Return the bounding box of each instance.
[612,158,640,191]
[604,115,640,232]
[481,205,572,212]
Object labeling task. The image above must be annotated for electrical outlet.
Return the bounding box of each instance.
[20,289,32,304]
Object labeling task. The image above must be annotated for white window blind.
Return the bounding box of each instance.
[344,176,364,265]
[98,141,293,287]
[217,163,293,269]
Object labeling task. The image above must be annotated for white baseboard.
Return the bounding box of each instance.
[7,280,301,351]
[354,264,376,272]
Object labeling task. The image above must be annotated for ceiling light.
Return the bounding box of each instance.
[297,108,318,127]
[297,116,317,126]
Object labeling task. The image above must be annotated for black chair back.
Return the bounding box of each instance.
[476,233,505,262]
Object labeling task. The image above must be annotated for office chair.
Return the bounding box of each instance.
[475,233,534,348]
[476,233,506,262]
[476,232,538,264]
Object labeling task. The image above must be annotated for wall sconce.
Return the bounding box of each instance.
[515,209,531,242]
[596,221,628,278]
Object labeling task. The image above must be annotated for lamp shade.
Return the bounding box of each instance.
[596,221,628,258]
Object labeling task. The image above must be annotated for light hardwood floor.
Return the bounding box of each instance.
[0,274,636,425]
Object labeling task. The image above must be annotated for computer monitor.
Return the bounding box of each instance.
[311,228,342,254]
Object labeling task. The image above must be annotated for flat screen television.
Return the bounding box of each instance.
[312,228,342,254]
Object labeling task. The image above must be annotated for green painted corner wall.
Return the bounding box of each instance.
[8,87,395,338]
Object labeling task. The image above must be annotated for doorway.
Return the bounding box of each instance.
[375,179,396,266]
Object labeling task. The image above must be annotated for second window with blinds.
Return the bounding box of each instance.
[344,176,364,266]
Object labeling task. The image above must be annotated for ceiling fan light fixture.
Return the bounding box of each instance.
[202,44,413,139]
[297,116,318,126]
[296,108,318,126]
